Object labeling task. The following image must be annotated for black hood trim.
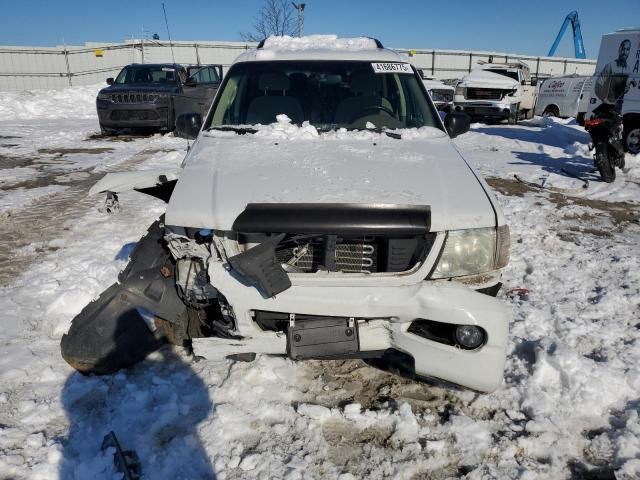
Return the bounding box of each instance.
[232,203,431,235]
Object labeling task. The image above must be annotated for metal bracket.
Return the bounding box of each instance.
[105,191,120,214]
[289,313,296,328]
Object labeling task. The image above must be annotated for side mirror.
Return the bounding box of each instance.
[106,77,114,86]
[175,113,202,139]
[444,112,470,138]
[530,78,538,87]
[184,77,197,87]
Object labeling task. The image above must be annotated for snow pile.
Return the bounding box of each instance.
[206,115,446,142]
[255,114,320,139]
[458,69,518,89]
[0,84,101,121]
[261,35,378,51]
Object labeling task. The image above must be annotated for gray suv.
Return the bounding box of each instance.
[96,63,222,135]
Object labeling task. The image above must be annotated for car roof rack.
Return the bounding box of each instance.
[367,37,384,49]
[255,36,384,49]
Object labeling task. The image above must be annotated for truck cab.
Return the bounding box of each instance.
[454,61,538,124]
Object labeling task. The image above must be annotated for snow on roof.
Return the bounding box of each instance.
[261,35,379,51]
[233,34,407,64]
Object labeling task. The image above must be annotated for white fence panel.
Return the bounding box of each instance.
[0,40,596,91]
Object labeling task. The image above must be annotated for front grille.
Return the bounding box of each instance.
[430,89,453,102]
[110,92,158,104]
[466,88,506,100]
[110,109,162,121]
[274,234,434,274]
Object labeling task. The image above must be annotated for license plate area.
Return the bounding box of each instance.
[287,314,359,360]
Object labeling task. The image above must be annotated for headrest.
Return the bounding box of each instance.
[258,73,290,92]
[350,72,381,94]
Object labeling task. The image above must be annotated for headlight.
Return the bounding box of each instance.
[152,93,169,102]
[430,226,510,279]
[97,93,111,101]
[455,85,466,96]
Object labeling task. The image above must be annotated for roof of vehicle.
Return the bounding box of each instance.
[124,63,185,69]
[233,34,410,64]
[478,60,529,71]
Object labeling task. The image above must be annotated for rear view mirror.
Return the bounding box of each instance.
[175,113,202,139]
[444,112,470,138]
[106,77,114,86]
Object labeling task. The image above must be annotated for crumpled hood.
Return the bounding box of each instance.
[165,129,496,232]
[458,70,519,89]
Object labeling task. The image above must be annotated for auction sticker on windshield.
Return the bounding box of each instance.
[371,63,413,74]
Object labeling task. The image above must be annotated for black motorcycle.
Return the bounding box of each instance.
[584,103,625,183]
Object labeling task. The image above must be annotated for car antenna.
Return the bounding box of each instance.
[162,2,176,64]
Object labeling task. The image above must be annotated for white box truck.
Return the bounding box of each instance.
[586,27,640,154]
[534,74,593,125]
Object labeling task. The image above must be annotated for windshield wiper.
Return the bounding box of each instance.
[318,125,402,139]
[355,127,402,139]
[207,126,257,135]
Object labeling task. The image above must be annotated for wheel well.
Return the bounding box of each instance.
[543,104,560,114]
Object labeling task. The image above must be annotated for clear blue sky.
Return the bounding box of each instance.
[1,0,638,58]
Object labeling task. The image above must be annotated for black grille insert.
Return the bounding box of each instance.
[466,88,507,100]
[269,233,434,273]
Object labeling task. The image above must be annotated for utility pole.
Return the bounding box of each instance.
[291,2,306,37]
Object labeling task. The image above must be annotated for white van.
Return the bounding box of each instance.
[586,27,640,154]
[534,74,593,125]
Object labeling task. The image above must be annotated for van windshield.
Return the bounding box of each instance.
[206,60,442,131]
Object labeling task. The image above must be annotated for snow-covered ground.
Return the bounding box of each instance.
[0,85,639,479]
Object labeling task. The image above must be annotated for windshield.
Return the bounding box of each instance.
[484,69,520,82]
[206,61,442,131]
[115,65,181,85]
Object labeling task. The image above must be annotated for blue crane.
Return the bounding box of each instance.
[548,11,586,59]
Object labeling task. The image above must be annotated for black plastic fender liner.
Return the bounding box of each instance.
[60,218,186,374]
[232,204,431,235]
[60,283,167,374]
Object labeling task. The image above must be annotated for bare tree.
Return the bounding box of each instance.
[240,0,297,42]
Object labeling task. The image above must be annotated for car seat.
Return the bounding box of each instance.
[246,73,304,125]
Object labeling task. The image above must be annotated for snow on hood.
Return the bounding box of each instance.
[261,35,379,51]
[166,117,495,232]
[458,70,519,89]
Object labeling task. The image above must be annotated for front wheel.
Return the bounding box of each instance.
[595,142,616,183]
[624,124,640,155]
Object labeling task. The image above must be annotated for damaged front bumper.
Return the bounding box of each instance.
[193,261,509,392]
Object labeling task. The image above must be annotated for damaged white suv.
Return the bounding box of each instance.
[61,36,511,392]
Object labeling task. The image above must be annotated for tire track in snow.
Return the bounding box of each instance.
[0,139,180,286]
